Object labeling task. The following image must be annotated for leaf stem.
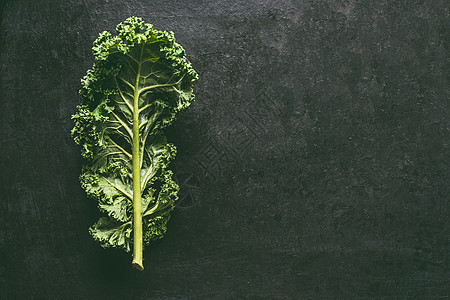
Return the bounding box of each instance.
[131,45,144,271]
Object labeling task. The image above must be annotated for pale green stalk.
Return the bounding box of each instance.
[131,46,144,271]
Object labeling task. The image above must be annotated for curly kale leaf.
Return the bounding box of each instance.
[71,17,197,269]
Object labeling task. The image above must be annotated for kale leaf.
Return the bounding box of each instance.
[71,17,198,270]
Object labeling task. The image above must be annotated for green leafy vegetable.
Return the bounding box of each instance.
[71,17,198,270]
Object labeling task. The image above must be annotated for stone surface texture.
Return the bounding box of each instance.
[0,0,448,298]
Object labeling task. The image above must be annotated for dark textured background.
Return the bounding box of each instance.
[1,0,449,299]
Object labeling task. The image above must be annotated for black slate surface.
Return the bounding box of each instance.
[0,0,449,299]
